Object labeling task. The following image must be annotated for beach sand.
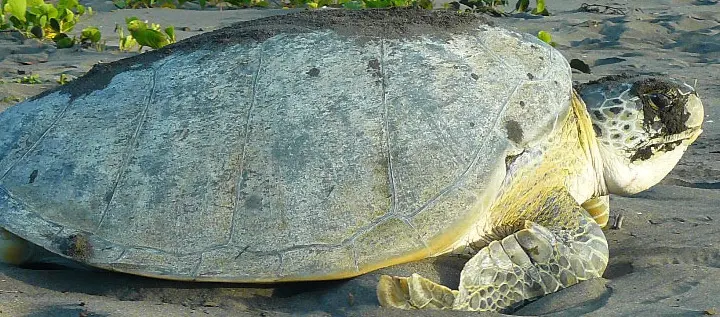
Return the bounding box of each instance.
[0,0,719,316]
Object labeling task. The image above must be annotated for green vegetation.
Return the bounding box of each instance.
[17,74,42,84]
[515,0,547,15]
[451,0,549,15]
[109,0,430,9]
[1,96,23,103]
[0,0,102,48]
[112,0,270,9]
[118,17,175,51]
[537,30,556,46]
[108,0,547,14]
[1,0,552,53]
[57,73,71,85]
[1,0,174,51]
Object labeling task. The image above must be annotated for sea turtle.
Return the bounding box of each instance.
[0,9,704,312]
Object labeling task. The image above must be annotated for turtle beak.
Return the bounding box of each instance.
[682,91,704,144]
[684,92,704,130]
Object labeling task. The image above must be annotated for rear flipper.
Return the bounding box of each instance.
[1,228,92,270]
[377,209,608,312]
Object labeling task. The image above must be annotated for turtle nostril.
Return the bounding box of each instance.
[649,93,672,109]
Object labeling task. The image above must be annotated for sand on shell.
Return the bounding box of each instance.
[0,0,719,316]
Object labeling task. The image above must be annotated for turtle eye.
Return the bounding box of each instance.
[649,93,672,109]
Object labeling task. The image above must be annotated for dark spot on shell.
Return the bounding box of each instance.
[611,133,621,139]
[527,73,534,80]
[623,124,630,130]
[56,233,93,262]
[592,110,606,122]
[505,120,524,144]
[611,98,623,104]
[367,59,381,78]
[367,59,380,71]
[28,170,38,184]
[471,73,479,80]
[307,67,320,77]
[519,101,525,107]
[469,122,475,127]
[608,107,623,114]
[245,194,262,210]
[592,123,602,136]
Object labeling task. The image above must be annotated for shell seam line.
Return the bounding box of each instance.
[0,97,73,181]
[228,44,264,246]
[380,39,398,220]
[97,60,165,231]
[403,40,519,220]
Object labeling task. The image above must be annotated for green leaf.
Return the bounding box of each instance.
[76,4,85,15]
[38,14,47,27]
[27,6,43,16]
[58,0,79,10]
[27,0,46,7]
[81,26,101,42]
[63,8,74,22]
[531,0,549,15]
[537,30,552,44]
[53,32,68,41]
[24,12,37,24]
[6,0,27,22]
[49,17,60,31]
[119,35,138,51]
[132,28,170,49]
[8,15,25,29]
[30,25,43,38]
[45,4,58,19]
[57,73,71,85]
[514,0,528,11]
[55,34,74,48]
[164,25,175,43]
[0,15,7,30]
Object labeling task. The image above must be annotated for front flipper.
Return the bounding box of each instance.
[377,209,608,312]
[377,274,457,309]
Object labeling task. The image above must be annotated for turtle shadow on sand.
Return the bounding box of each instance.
[0,263,355,313]
[0,256,470,315]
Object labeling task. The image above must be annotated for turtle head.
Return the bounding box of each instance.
[579,75,704,195]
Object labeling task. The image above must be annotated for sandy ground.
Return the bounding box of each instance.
[1,0,719,316]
